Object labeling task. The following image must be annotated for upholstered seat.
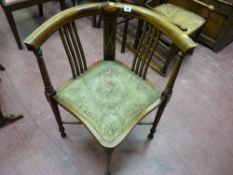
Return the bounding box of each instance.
[55,61,161,148]
[153,3,205,35]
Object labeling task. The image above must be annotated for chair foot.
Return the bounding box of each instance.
[59,127,66,138]
[61,132,67,138]
[147,133,154,140]
[148,128,156,140]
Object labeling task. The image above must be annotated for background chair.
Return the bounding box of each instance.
[117,0,145,53]
[24,2,196,175]
[70,0,99,27]
[145,0,214,76]
[0,0,66,49]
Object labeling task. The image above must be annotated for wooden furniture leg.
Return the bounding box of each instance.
[0,108,23,128]
[148,98,168,139]
[92,15,97,28]
[49,99,66,137]
[5,11,22,49]
[105,149,113,175]
[38,4,43,17]
[0,64,23,127]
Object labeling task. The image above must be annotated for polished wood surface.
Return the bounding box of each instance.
[169,0,233,52]
[24,2,196,53]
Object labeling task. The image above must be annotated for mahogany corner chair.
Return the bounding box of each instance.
[0,0,66,49]
[24,2,196,175]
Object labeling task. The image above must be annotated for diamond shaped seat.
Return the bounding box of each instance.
[55,61,161,148]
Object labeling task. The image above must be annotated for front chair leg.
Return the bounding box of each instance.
[49,99,66,137]
[148,99,168,139]
[105,148,114,175]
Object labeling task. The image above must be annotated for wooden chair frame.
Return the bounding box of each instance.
[24,2,196,175]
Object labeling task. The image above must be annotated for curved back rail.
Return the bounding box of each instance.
[24,2,196,98]
[24,2,196,52]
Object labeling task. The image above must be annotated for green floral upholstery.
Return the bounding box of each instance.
[153,3,205,35]
[55,61,161,148]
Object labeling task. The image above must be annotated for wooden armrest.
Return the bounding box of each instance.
[193,0,215,11]
[24,2,196,53]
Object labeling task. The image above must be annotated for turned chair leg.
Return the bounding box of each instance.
[50,99,66,137]
[38,4,43,17]
[5,11,22,49]
[148,99,168,139]
[105,149,113,175]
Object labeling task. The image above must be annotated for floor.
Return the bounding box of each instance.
[0,2,233,175]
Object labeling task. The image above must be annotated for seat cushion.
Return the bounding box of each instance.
[55,61,161,148]
[154,3,205,35]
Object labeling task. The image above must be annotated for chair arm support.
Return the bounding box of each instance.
[34,49,55,98]
[165,51,187,93]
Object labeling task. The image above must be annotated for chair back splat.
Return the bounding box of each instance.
[132,24,161,78]
[24,2,196,175]
[103,9,117,61]
[59,22,87,78]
